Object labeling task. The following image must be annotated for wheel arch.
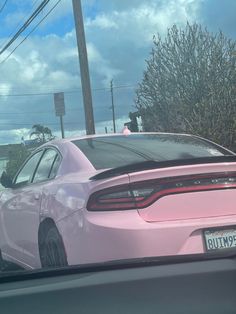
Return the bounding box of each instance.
[38,217,68,267]
[38,218,66,253]
[38,217,56,246]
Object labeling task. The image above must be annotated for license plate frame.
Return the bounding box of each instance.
[203,225,236,252]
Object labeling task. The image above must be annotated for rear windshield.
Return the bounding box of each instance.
[72,134,231,170]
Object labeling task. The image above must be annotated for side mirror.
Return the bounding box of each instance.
[0,171,13,188]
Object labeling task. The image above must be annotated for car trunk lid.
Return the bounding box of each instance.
[128,162,236,222]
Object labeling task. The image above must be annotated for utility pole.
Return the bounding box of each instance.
[60,116,65,138]
[110,79,116,133]
[72,0,95,135]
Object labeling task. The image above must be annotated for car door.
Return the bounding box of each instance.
[0,150,44,265]
[14,148,61,268]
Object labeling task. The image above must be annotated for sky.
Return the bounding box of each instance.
[0,0,235,144]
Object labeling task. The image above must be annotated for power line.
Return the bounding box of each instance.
[0,119,118,127]
[0,84,136,92]
[0,0,51,55]
[0,102,133,115]
[0,84,137,97]
[0,0,41,48]
[0,0,62,65]
[0,0,8,14]
[0,122,79,127]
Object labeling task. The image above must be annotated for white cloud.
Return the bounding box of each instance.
[0,128,30,144]
[3,0,73,31]
[57,47,78,61]
[0,0,202,144]
[0,83,12,97]
[85,0,201,46]
[54,116,129,139]
[4,11,26,30]
[0,31,80,91]
[87,43,122,85]
[20,50,48,81]
[86,14,118,29]
[0,116,129,145]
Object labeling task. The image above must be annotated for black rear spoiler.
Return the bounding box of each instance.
[90,155,236,181]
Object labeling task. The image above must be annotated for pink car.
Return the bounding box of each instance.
[0,132,236,269]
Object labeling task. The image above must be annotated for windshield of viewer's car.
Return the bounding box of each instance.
[0,0,236,276]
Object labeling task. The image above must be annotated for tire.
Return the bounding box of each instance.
[39,225,68,268]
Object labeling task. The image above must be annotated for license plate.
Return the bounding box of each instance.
[204,227,236,251]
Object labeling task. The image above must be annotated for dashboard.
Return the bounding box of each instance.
[0,253,236,314]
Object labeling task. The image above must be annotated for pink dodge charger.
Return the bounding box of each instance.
[1,132,236,269]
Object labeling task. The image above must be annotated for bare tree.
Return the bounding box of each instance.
[136,23,236,151]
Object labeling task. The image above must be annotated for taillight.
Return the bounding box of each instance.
[87,172,236,211]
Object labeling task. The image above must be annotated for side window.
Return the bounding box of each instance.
[49,154,61,179]
[14,151,43,186]
[33,149,58,183]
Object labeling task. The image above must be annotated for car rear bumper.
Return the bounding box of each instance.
[56,209,236,266]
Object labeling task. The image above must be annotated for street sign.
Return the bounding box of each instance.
[54,92,65,116]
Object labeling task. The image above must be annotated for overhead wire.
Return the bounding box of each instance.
[0,84,137,96]
[0,1,132,130]
[0,103,133,116]
[0,0,62,65]
[0,0,50,55]
[0,0,41,49]
[0,119,117,126]
[0,0,8,14]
